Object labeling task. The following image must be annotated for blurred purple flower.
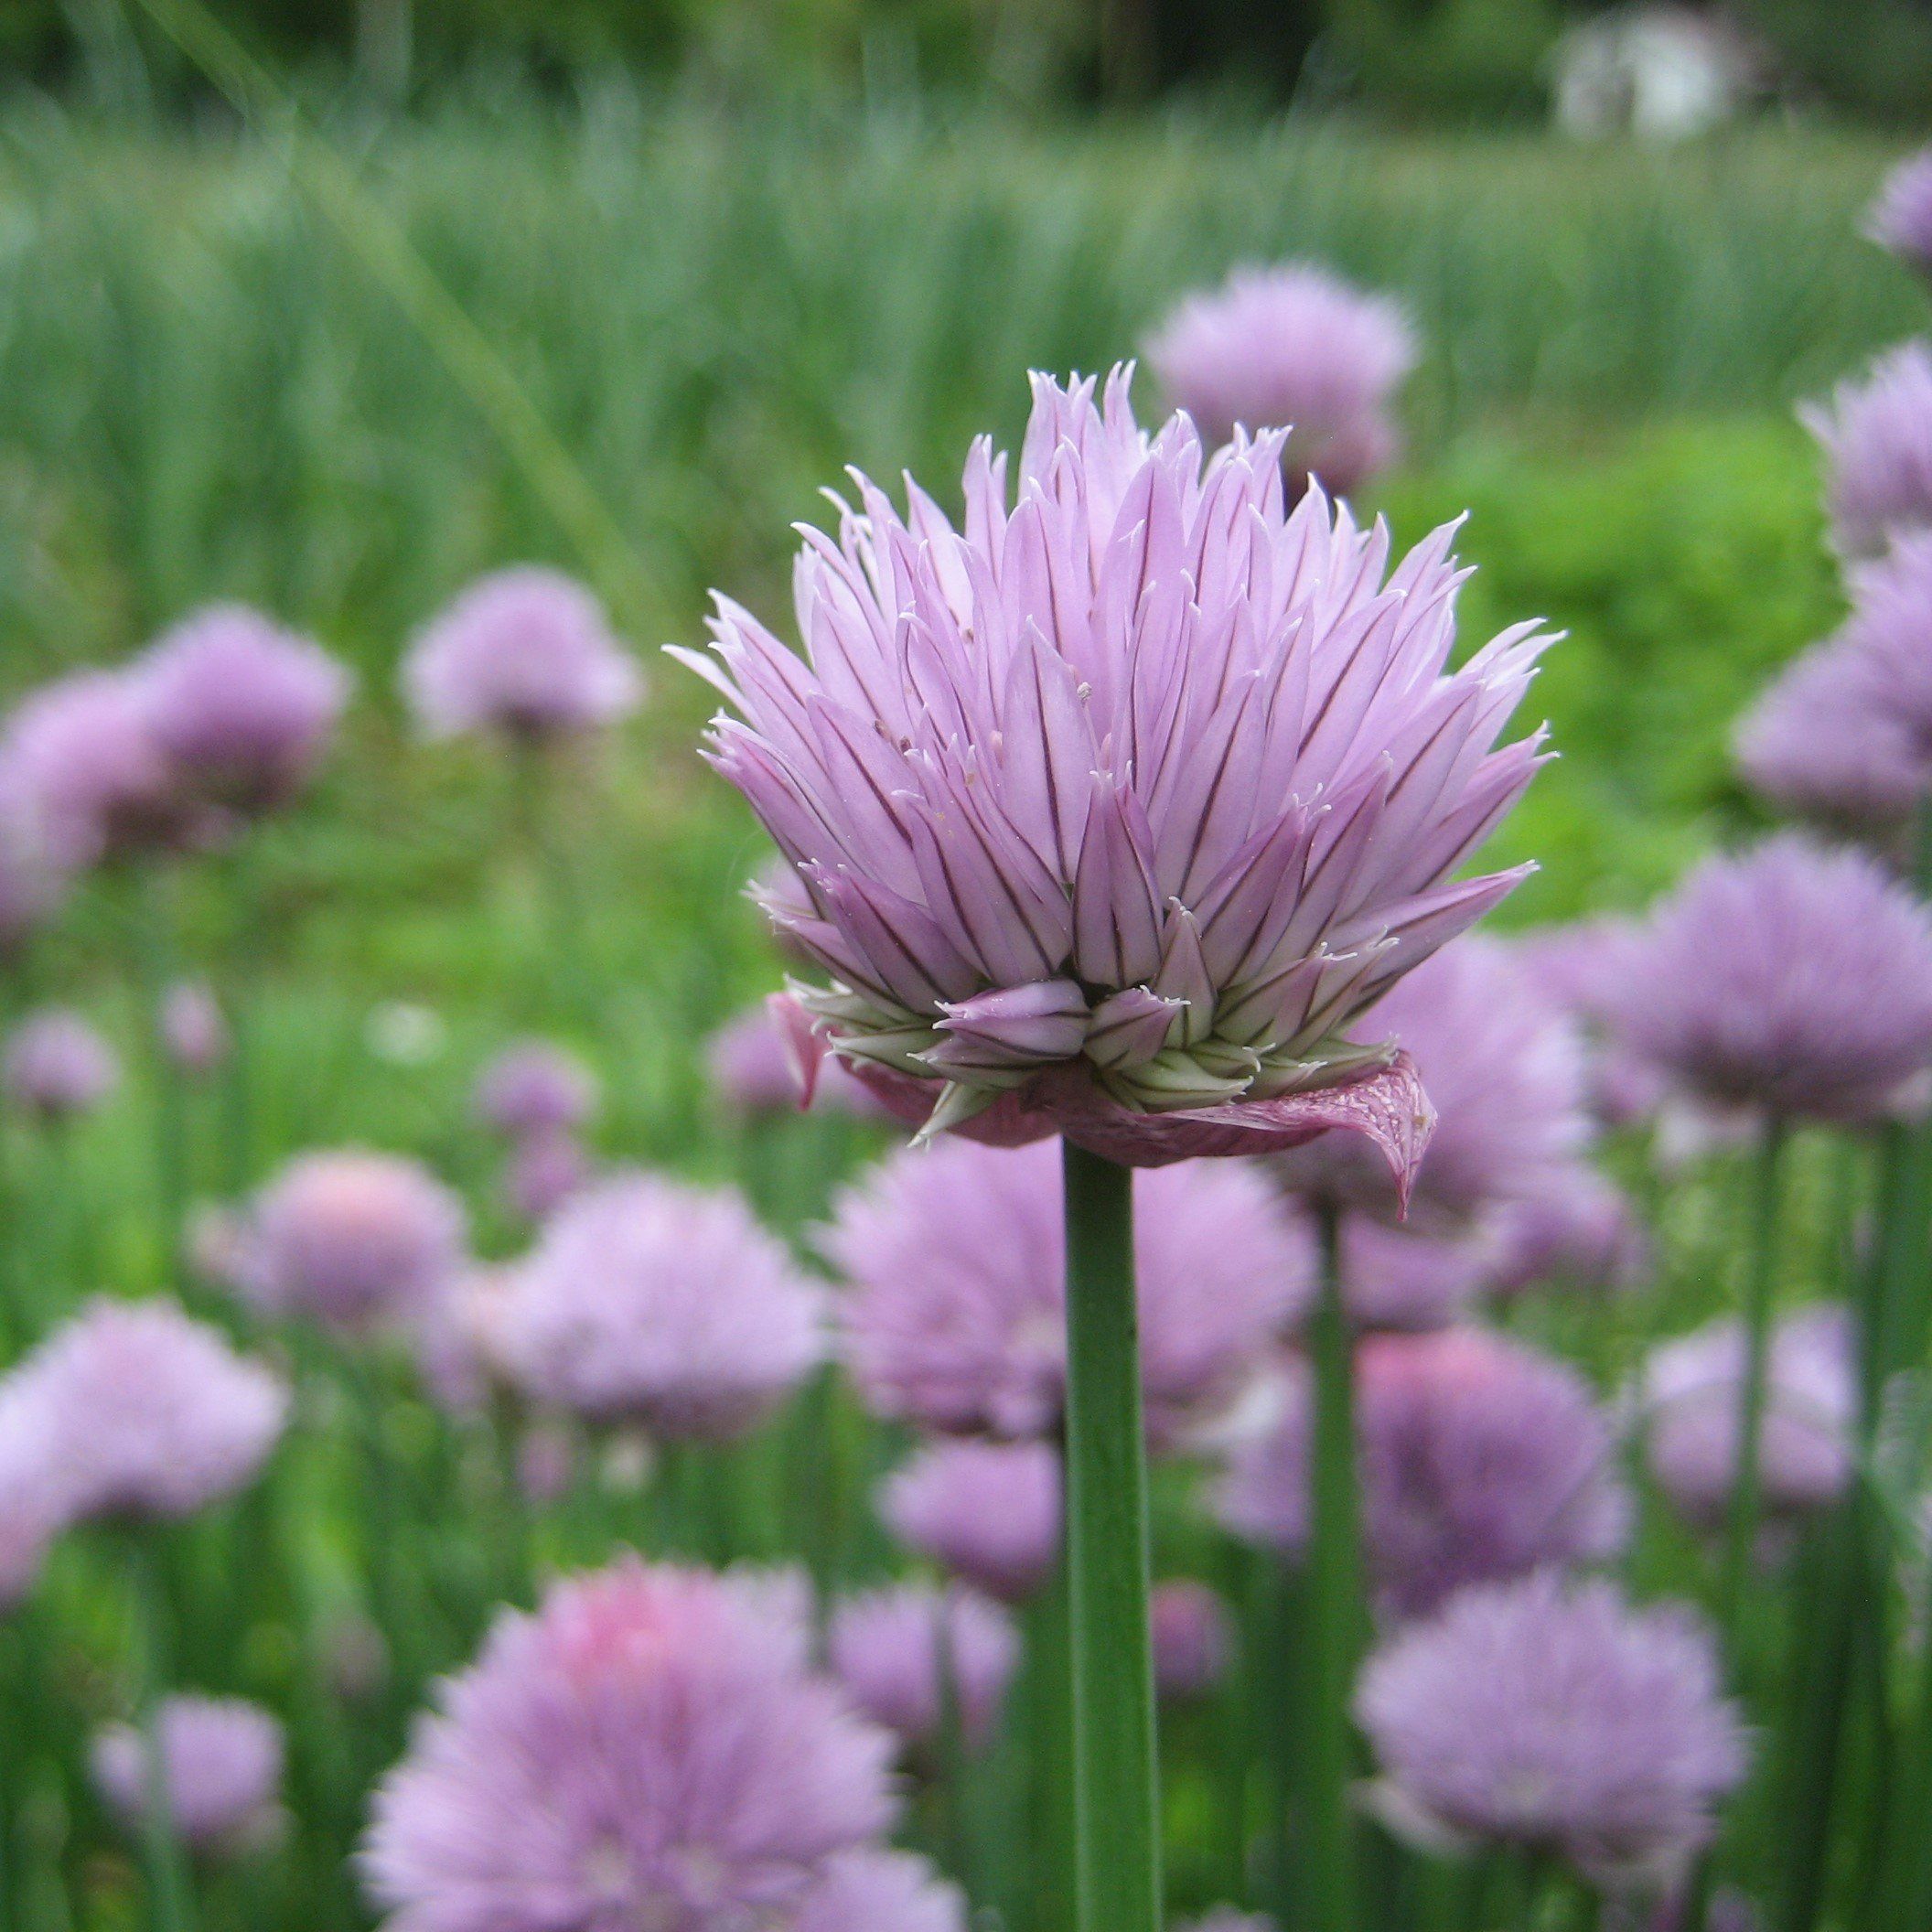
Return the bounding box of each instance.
[493,1170,822,1438]
[0,807,64,956]
[409,1268,514,1417]
[138,604,349,815]
[472,1039,597,1140]
[1356,1572,1746,1887]
[1869,147,1932,279]
[1150,1580,1232,1701]
[1830,533,1932,774]
[826,1136,1309,1445]
[793,1850,965,1932]
[0,669,202,870]
[1218,1328,1627,1619]
[0,1383,59,1609]
[92,1694,284,1857]
[363,1558,897,1932]
[403,566,643,744]
[827,1583,1018,1752]
[1608,835,1932,1126]
[1143,263,1417,499]
[1802,341,1932,560]
[228,1149,467,1335]
[1338,1215,1497,1331]
[1178,1915,1276,1932]
[1484,1165,1648,1301]
[1734,636,1923,841]
[1271,936,1592,1229]
[706,999,899,1122]
[500,1130,591,1225]
[680,367,1548,1175]
[5,1296,285,1524]
[1514,918,1669,1129]
[160,981,229,1078]
[3,1007,119,1122]
[879,1438,1061,1602]
[1638,1304,1855,1531]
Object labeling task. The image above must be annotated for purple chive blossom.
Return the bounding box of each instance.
[827,1583,1019,1753]
[1218,1329,1627,1619]
[5,1297,286,1524]
[826,1136,1310,1445]
[92,1695,284,1856]
[363,1558,898,1932]
[1272,935,1592,1229]
[493,1170,823,1439]
[879,1438,1062,1602]
[1356,1572,1747,1887]
[472,1039,597,1141]
[1638,1305,1855,1531]
[0,669,203,870]
[678,368,1550,1175]
[706,999,900,1122]
[1150,1581,1233,1701]
[3,1007,119,1122]
[1485,1167,1648,1300]
[403,566,644,744]
[160,981,229,1078]
[1828,533,1932,772]
[793,1850,966,1932]
[1802,342,1932,561]
[1144,263,1417,499]
[1338,1216,1497,1331]
[137,605,350,815]
[500,1131,592,1225]
[1608,835,1932,1126]
[1869,147,1932,280]
[227,1149,467,1335]
[1734,637,1924,840]
[1514,918,1669,1129]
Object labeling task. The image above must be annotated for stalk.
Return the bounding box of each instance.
[1304,1197,1361,1932]
[1716,1119,1787,1641]
[129,867,188,1287]
[1060,1142,1160,1932]
[126,1536,195,1932]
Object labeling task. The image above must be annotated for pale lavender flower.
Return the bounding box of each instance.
[827,1583,1018,1752]
[1150,1580,1232,1701]
[1803,341,1932,560]
[0,1383,59,1609]
[1218,1329,1627,1619]
[1515,918,1669,1128]
[1486,1168,1648,1300]
[879,1438,1061,1602]
[1143,263,1417,498]
[1639,1305,1855,1530]
[1339,1216,1497,1331]
[1734,637,1923,840]
[363,1558,897,1932]
[404,566,643,744]
[681,368,1550,1175]
[92,1695,284,1856]
[409,1269,514,1417]
[793,1850,965,1932]
[826,1136,1310,1444]
[0,806,64,955]
[1869,147,1932,279]
[1830,533,1932,771]
[0,669,202,870]
[1356,1572,1747,1886]
[228,1149,467,1335]
[472,1040,597,1140]
[137,605,350,814]
[3,1007,119,1122]
[1607,835,1932,1125]
[161,981,229,1078]
[493,1170,822,1438]
[5,1297,286,1524]
[500,1131,591,1225]
[707,999,898,1122]
[1272,936,1592,1229]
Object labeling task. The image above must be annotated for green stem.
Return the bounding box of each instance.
[130,868,188,1288]
[1060,1142,1160,1932]
[1717,1119,1787,1643]
[126,1536,195,1932]
[1304,1197,1361,1932]
[1023,1572,1076,1932]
